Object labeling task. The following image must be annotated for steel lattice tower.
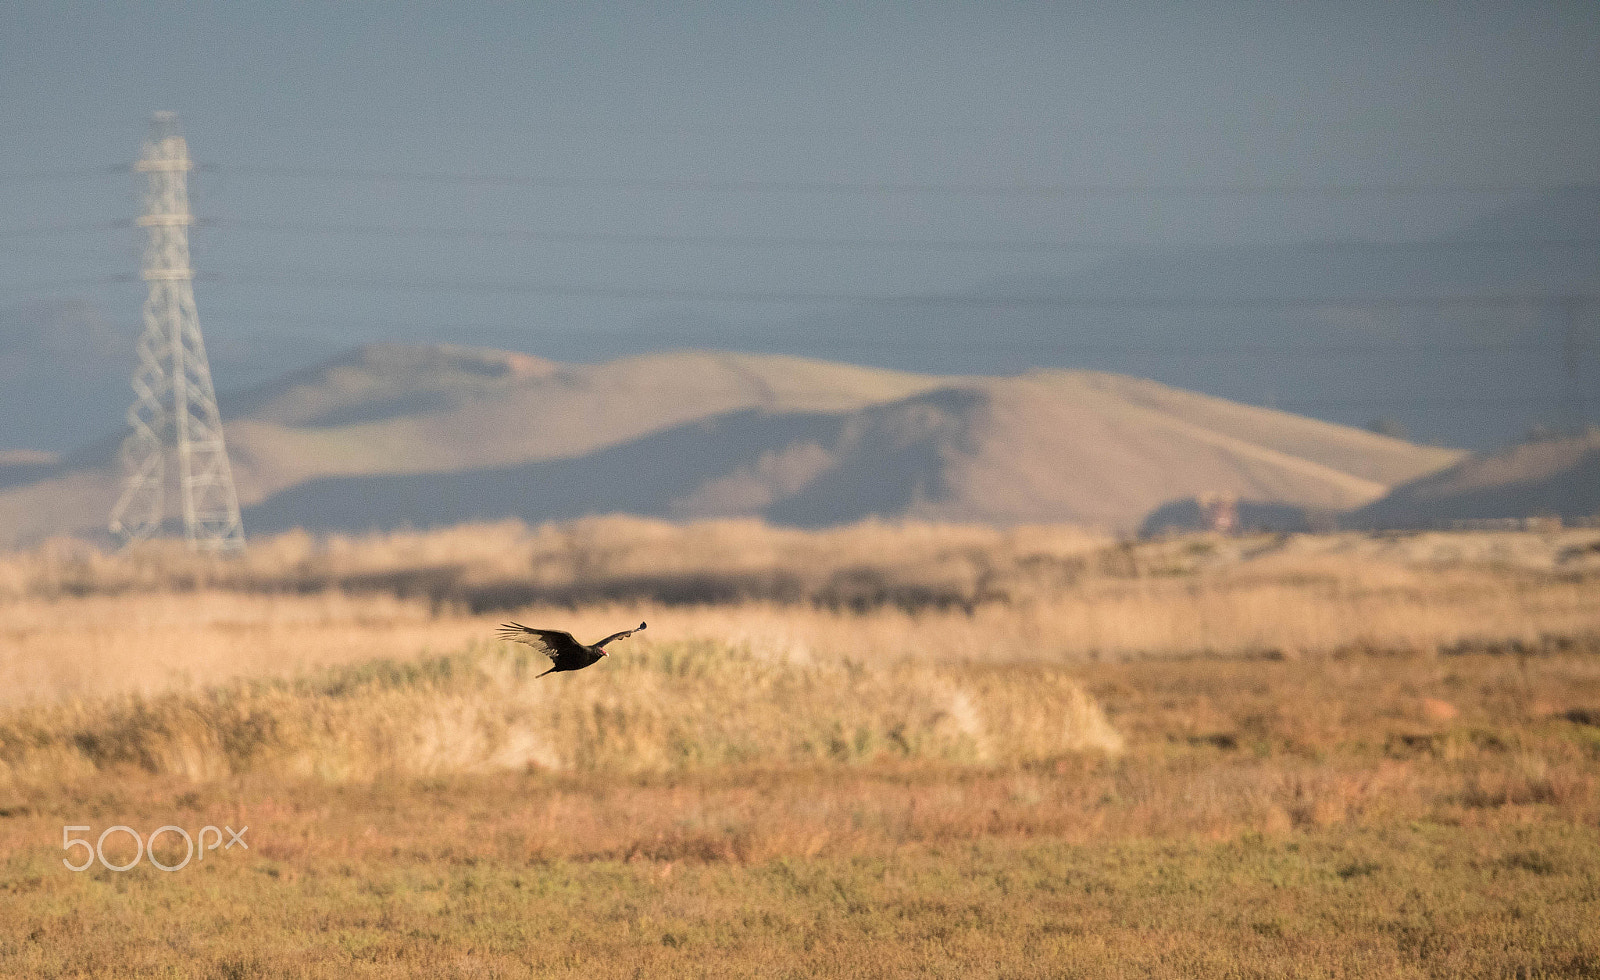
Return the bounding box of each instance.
[108,112,245,551]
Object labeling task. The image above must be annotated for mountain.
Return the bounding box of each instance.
[754,189,1600,451]
[8,191,1595,458]
[1349,429,1600,528]
[467,187,1600,451]
[0,343,1463,545]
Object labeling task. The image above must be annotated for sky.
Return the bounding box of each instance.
[3,1,1598,448]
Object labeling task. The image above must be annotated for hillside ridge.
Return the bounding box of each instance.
[0,343,1467,544]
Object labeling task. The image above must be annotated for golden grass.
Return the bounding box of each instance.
[2,520,1599,976]
[2,642,1598,977]
[0,517,1110,607]
[3,519,1597,706]
[0,641,1123,787]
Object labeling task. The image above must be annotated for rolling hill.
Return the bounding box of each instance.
[0,344,1464,545]
[1349,429,1600,528]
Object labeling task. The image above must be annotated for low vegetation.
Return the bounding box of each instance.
[2,520,1598,976]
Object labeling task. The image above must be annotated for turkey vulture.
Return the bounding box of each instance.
[497,621,646,678]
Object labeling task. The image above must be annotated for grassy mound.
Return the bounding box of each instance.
[0,641,1120,785]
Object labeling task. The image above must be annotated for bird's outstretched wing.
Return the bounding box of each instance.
[595,622,648,648]
[498,622,584,662]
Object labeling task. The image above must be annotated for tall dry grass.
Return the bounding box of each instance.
[2,520,1597,706]
[5,517,1592,607]
[0,517,1110,609]
[1,519,1597,791]
[0,639,1121,789]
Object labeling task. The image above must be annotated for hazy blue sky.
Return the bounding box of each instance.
[9,3,1598,178]
[3,2,1598,447]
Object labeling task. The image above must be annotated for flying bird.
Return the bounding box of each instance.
[497,621,646,678]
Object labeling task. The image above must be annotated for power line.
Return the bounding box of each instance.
[11,268,1599,312]
[205,271,1600,309]
[206,219,1166,252]
[199,218,1600,253]
[6,162,1598,204]
[203,165,1600,198]
[5,160,1599,197]
[6,274,133,295]
[189,318,1583,359]
[0,165,127,183]
[11,215,1600,254]
[9,214,1600,253]
[200,302,1594,344]
[0,220,131,240]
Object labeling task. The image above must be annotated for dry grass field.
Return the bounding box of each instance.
[2,519,1600,977]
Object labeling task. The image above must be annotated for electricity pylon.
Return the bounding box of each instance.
[108,111,245,551]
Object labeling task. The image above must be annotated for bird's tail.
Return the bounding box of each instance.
[535,666,557,679]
